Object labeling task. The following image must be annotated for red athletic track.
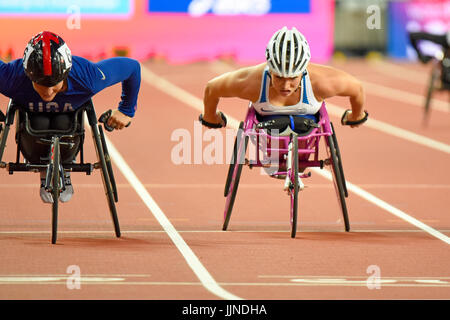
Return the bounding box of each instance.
[0,58,449,300]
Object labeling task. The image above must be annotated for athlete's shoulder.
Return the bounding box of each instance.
[224,62,266,85]
[239,62,266,77]
[71,55,96,69]
[0,58,25,74]
[0,59,29,95]
[307,63,355,86]
[307,63,361,100]
[307,63,337,77]
[68,56,100,90]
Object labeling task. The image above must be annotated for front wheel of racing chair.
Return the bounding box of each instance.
[223,121,249,231]
[288,133,299,238]
[50,136,61,244]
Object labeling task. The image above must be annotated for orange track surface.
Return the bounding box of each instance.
[0,58,449,301]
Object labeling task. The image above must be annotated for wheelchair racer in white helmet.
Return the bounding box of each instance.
[200,26,368,129]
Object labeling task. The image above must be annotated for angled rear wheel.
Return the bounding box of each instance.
[223,122,248,231]
[326,134,350,232]
[93,125,121,238]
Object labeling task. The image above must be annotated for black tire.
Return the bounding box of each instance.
[290,134,299,238]
[330,122,348,197]
[424,63,440,123]
[0,124,9,163]
[94,125,121,238]
[222,125,248,231]
[327,135,350,232]
[51,137,61,244]
[99,125,118,202]
[224,122,244,197]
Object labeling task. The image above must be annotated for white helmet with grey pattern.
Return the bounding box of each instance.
[265,26,311,78]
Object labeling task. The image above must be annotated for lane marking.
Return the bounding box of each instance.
[258,275,450,287]
[2,229,450,235]
[0,274,147,285]
[140,64,450,245]
[1,281,449,287]
[259,275,450,279]
[290,278,397,285]
[2,183,450,189]
[0,274,151,276]
[368,60,428,86]
[324,103,450,154]
[140,65,241,129]
[311,169,450,244]
[361,80,450,114]
[366,60,450,111]
[0,274,449,287]
[0,276,125,283]
[94,117,242,300]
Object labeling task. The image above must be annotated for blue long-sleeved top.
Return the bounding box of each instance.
[0,56,141,117]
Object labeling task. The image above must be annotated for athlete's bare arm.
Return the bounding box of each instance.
[308,63,366,127]
[202,63,265,125]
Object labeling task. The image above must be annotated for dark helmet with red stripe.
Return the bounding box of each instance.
[23,31,72,87]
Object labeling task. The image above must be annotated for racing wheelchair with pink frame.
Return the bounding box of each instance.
[0,98,123,244]
[220,102,368,238]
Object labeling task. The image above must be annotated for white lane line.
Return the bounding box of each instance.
[361,80,450,114]
[140,64,450,245]
[311,169,450,244]
[259,275,450,279]
[1,229,449,235]
[0,276,125,283]
[368,60,428,86]
[324,103,450,154]
[366,60,450,112]
[2,183,450,189]
[141,65,242,129]
[97,122,242,300]
[1,280,449,287]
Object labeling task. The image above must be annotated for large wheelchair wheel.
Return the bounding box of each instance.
[326,134,350,232]
[289,134,299,238]
[224,122,244,197]
[51,137,61,244]
[424,63,440,123]
[99,125,118,202]
[330,123,348,197]
[223,122,248,231]
[93,125,121,238]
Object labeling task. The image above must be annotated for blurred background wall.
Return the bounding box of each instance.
[0,0,449,63]
[0,0,333,63]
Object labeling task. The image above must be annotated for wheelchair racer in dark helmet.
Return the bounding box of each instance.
[0,31,141,203]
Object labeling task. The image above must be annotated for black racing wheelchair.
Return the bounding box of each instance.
[0,99,121,244]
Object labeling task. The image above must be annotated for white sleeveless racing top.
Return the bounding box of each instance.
[251,66,322,116]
